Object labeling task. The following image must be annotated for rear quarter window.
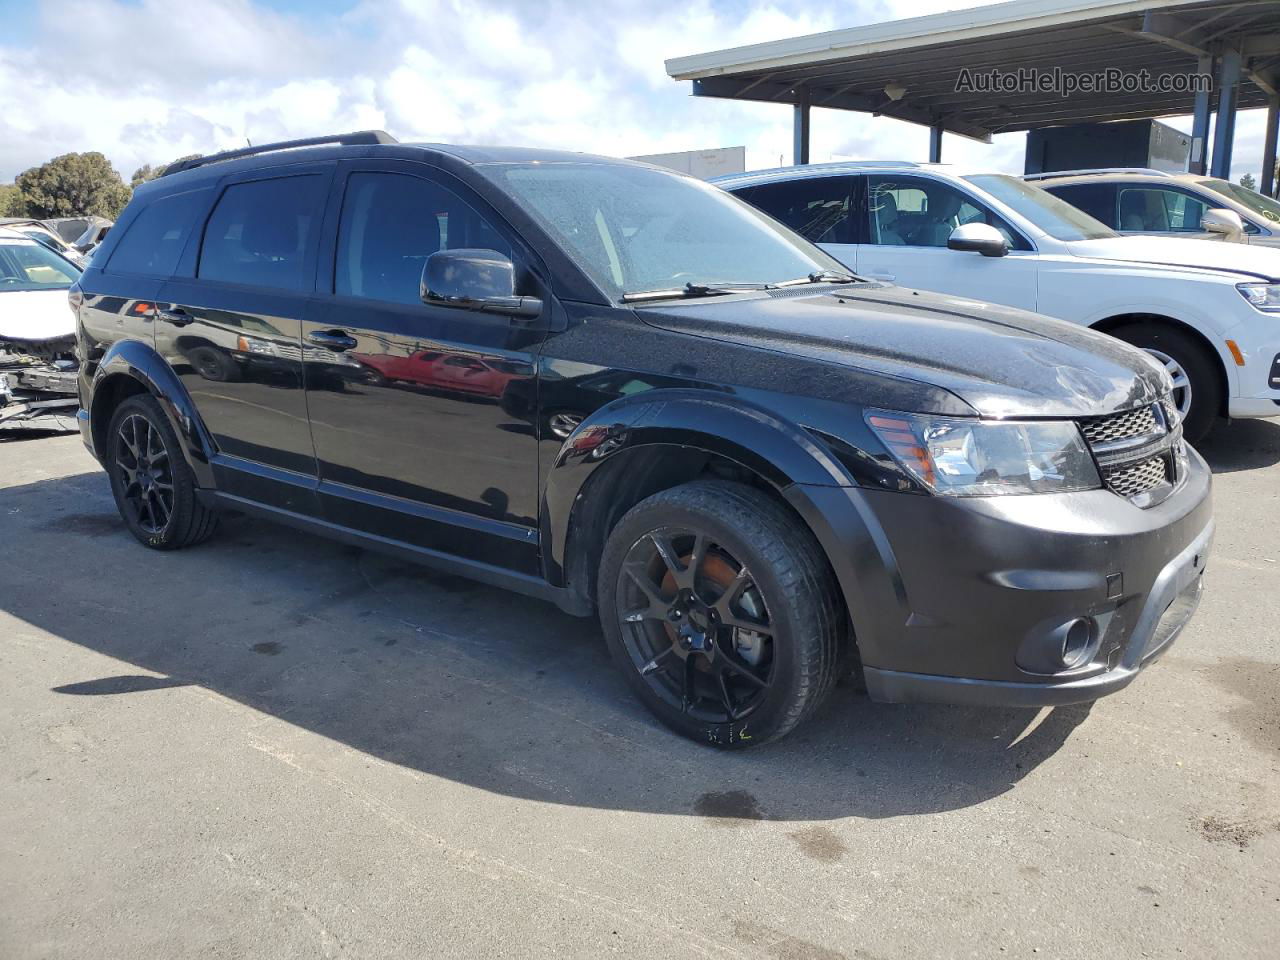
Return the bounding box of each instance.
[106,190,208,277]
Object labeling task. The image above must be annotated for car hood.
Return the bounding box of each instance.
[638,284,1167,419]
[1066,235,1280,280]
[0,288,76,343]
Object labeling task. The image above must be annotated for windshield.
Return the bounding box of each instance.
[489,162,850,300]
[965,174,1117,241]
[1197,179,1280,226]
[0,240,81,291]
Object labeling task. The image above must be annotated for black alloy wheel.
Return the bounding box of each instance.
[106,394,219,550]
[598,480,844,748]
[115,412,175,536]
[617,529,774,724]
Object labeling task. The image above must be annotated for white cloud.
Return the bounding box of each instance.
[0,0,1273,187]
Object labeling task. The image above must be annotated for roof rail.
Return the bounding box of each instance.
[160,130,399,177]
[1024,167,1174,181]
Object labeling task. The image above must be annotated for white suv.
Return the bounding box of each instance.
[718,162,1280,442]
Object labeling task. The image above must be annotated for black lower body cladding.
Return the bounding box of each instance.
[790,447,1214,707]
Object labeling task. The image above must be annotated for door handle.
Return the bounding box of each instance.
[158,307,194,327]
[308,329,358,352]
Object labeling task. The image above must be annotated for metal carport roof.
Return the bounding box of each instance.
[666,0,1280,186]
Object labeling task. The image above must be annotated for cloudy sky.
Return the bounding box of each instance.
[0,0,1272,184]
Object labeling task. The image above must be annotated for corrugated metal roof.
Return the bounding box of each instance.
[666,0,1280,141]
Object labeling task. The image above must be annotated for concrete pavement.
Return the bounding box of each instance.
[1,424,1278,959]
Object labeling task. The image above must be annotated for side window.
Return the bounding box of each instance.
[742,178,853,244]
[866,176,1028,250]
[197,175,326,292]
[1046,183,1118,227]
[107,190,206,277]
[1118,188,1209,233]
[335,172,512,306]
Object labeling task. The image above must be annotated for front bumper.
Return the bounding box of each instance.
[792,447,1213,708]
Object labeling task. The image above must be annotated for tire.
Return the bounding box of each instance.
[597,480,844,749]
[105,394,219,550]
[1108,323,1222,444]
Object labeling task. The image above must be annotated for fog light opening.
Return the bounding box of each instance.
[1059,617,1096,669]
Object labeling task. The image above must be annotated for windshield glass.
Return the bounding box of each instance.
[489,162,850,300]
[0,240,81,291]
[1197,179,1280,225]
[965,174,1117,241]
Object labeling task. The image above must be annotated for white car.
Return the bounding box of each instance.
[0,227,81,359]
[718,162,1280,441]
[1030,169,1280,248]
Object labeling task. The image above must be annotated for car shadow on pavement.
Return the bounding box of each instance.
[4,470,1094,824]
[1198,417,1280,474]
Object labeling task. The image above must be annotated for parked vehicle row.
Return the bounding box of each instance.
[717,161,1280,442]
[70,132,1214,747]
[1028,168,1280,247]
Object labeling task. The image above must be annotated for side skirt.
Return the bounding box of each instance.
[201,489,587,616]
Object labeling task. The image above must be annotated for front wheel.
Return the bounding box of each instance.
[1109,323,1222,444]
[597,480,845,748]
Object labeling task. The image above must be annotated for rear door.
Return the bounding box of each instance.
[156,165,333,513]
[855,174,1040,311]
[302,161,548,572]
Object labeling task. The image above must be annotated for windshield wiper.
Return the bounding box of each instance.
[769,271,860,287]
[620,281,769,303]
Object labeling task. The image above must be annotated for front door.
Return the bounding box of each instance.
[156,166,333,513]
[853,174,1040,312]
[303,162,547,574]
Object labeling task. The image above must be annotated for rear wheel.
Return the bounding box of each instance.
[106,394,219,549]
[598,480,844,748]
[1109,323,1222,444]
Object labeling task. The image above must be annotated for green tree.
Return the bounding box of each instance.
[0,182,25,217]
[131,155,202,188]
[15,152,131,219]
[1240,172,1257,191]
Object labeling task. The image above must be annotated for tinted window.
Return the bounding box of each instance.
[866,175,1028,250]
[743,177,853,243]
[335,172,511,305]
[1117,187,1209,233]
[108,190,206,276]
[1045,183,1117,227]
[198,176,325,292]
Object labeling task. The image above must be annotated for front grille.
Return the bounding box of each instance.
[1078,400,1180,504]
[1104,456,1171,498]
[1079,405,1158,446]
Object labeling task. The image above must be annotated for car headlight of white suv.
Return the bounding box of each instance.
[1236,282,1280,312]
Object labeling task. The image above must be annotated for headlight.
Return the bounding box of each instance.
[1236,282,1280,311]
[866,411,1101,496]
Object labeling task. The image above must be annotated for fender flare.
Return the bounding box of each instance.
[90,339,217,487]
[540,390,898,616]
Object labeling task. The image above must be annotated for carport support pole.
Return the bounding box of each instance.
[1262,96,1279,198]
[793,86,810,165]
[1189,54,1214,175]
[1210,48,1241,180]
[929,124,943,164]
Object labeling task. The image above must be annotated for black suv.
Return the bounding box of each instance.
[73,131,1213,747]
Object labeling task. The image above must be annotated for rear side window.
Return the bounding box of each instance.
[198,176,325,292]
[1045,183,1118,227]
[107,190,206,277]
[742,177,854,244]
[335,172,511,305]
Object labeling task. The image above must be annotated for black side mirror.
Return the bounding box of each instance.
[421,248,542,320]
[947,223,1009,258]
